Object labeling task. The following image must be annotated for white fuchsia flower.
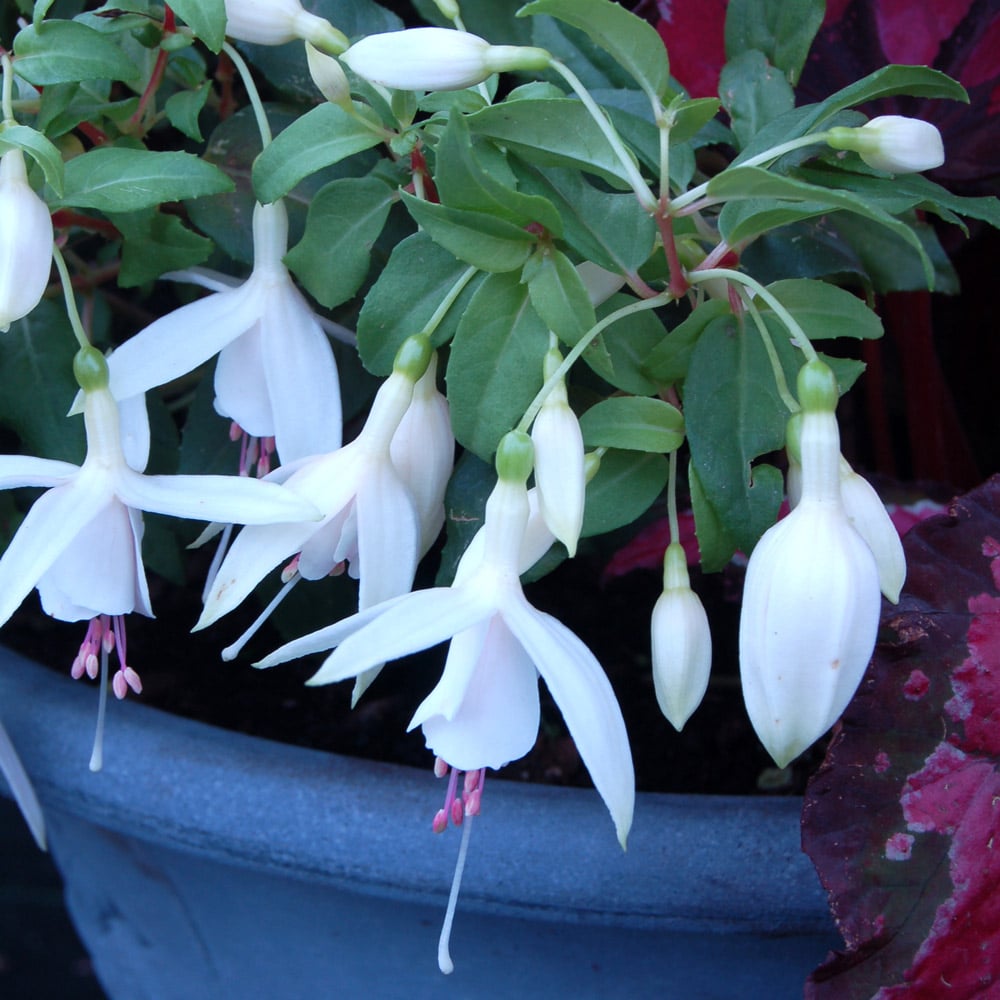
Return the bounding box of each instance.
[342,27,551,92]
[827,115,945,174]
[389,351,454,556]
[0,148,53,333]
[197,337,434,692]
[531,346,585,556]
[0,347,319,767]
[651,542,712,731]
[223,0,348,53]
[104,200,342,467]
[739,360,881,768]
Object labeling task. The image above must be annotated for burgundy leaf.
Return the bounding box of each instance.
[803,475,1000,998]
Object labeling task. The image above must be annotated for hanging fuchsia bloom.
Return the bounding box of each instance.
[0,148,53,332]
[739,361,881,768]
[104,200,342,466]
[828,116,945,173]
[223,0,348,52]
[0,347,318,767]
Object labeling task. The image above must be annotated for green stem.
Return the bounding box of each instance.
[548,59,658,214]
[517,290,674,433]
[688,267,818,363]
[1,52,14,124]
[51,245,92,351]
[667,449,679,543]
[670,131,834,215]
[743,293,800,414]
[223,41,272,149]
[421,266,478,340]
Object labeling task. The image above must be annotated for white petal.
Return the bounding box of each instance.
[213,319,270,435]
[531,398,585,556]
[115,468,319,524]
[0,454,79,490]
[129,505,154,617]
[260,281,343,463]
[117,392,151,473]
[410,619,490,725]
[254,593,414,668]
[37,497,138,621]
[296,505,354,581]
[106,282,263,402]
[415,616,541,771]
[0,477,111,628]
[308,587,487,686]
[196,519,319,628]
[356,462,420,609]
[503,595,635,848]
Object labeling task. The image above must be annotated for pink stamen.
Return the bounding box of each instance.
[280,553,301,584]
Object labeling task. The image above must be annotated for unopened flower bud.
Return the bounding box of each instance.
[342,27,551,92]
[305,43,352,108]
[651,543,712,731]
[827,116,944,174]
[739,364,880,767]
[0,149,53,333]
[223,0,348,53]
[531,349,585,556]
[839,458,906,604]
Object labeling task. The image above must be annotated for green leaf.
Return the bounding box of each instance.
[0,300,84,463]
[285,175,396,309]
[724,0,825,85]
[111,209,214,287]
[163,82,211,142]
[518,0,670,101]
[642,298,731,385]
[401,192,538,273]
[0,123,64,196]
[55,147,233,212]
[579,396,684,453]
[357,232,486,375]
[711,165,934,286]
[684,313,792,568]
[761,279,883,340]
[523,247,596,345]
[251,104,384,204]
[718,50,795,150]
[511,162,656,276]
[583,292,665,395]
[447,271,549,459]
[435,111,563,234]
[13,20,139,85]
[168,0,226,52]
[468,99,636,190]
[581,449,668,538]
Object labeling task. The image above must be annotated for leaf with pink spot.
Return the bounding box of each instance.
[803,475,1000,998]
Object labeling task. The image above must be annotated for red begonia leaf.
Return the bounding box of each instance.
[802,474,1000,998]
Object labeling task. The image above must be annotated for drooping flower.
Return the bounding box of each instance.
[342,27,551,92]
[827,116,945,174]
[196,336,433,682]
[531,345,585,557]
[223,0,348,53]
[258,431,634,847]
[104,200,342,466]
[0,148,54,333]
[739,360,881,768]
[650,542,712,731]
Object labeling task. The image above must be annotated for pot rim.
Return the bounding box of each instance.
[0,643,833,934]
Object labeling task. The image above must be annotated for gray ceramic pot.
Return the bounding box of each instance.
[0,645,838,999]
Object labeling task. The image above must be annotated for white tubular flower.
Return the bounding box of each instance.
[105,201,342,466]
[389,351,454,556]
[739,361,880,768]
[223,0,348,53]
[0,149,53,333]
[258,432,634,848]
[0,347,319,630]
[839,457,906,604]
[651,542,712,731]
[342,27,551,92]
[197,337,433,678]
[827,116,945,174]
[531,347,585,556]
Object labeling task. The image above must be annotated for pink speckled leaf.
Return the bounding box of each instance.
[803,475,1000,998]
